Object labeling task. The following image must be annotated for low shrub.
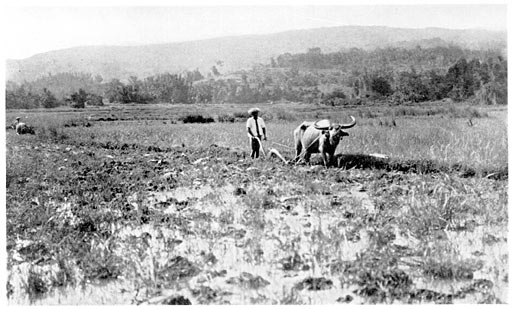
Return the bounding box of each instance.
[273,108,296,121]
[63,118,92,128]
[217,114,236,123]
[180,114,215,124]
[233,111,248,119]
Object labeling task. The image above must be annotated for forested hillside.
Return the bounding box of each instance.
[6,44,507,109]
[6,26,505,83]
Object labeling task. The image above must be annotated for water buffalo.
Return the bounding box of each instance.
[294,116,356,166]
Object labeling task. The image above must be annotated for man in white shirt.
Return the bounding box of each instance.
[246,107,267,159]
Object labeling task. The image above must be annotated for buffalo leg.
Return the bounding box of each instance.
[295,143,303,160]
[321,152,329,167]
[303,152,312,164]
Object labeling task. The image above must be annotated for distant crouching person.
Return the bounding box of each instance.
[14,117,34,135]
[246,107,267,159]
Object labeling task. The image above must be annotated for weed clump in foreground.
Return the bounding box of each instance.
[422,259,474,280]
[157,256,201,282]
[353,269,413,302]
[331,249,499,304]
[226,272,270,289]
[26,270,49,301]
[332,250,414,303]
[161,295,192,305]
[294,277,333,291]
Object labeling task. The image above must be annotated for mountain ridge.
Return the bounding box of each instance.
[6,25,506,83]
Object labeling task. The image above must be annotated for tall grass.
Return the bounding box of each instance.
[6,103,506,173]
[41,109,505,174]
[386,105,488,118]
[337,116,506,172]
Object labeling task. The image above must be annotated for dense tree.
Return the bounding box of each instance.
[185,69,204,83]
[87,94,104,106]
[370,76,393,96]
[145,73,192,103]
[322,89,347,106]
[41,88,59,108]
[393,69,430,103]
[445,58,474,101]
[69,89,88,108]
[423,70,450,101]
[104,79,125,103]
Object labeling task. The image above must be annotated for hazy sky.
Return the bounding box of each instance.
[2,1,508,59]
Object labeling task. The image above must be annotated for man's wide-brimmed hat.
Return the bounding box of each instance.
[15,117,21,120]
[248,107,261,115]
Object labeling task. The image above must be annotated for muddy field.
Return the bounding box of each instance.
[5,103,508,304]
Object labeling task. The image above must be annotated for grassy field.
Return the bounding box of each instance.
[5,102,508,304]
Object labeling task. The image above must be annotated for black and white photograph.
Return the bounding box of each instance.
[2,0,508,305]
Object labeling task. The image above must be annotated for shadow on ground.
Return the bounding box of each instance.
[335,153,507,180]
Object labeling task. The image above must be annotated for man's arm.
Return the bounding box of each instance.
[260,118,267,140]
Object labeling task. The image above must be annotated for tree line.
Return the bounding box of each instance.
[5,45,507,109]
[272,45,501,72]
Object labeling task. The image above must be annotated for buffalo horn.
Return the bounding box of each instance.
[339,116,356,129]
[313,119,332,130]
